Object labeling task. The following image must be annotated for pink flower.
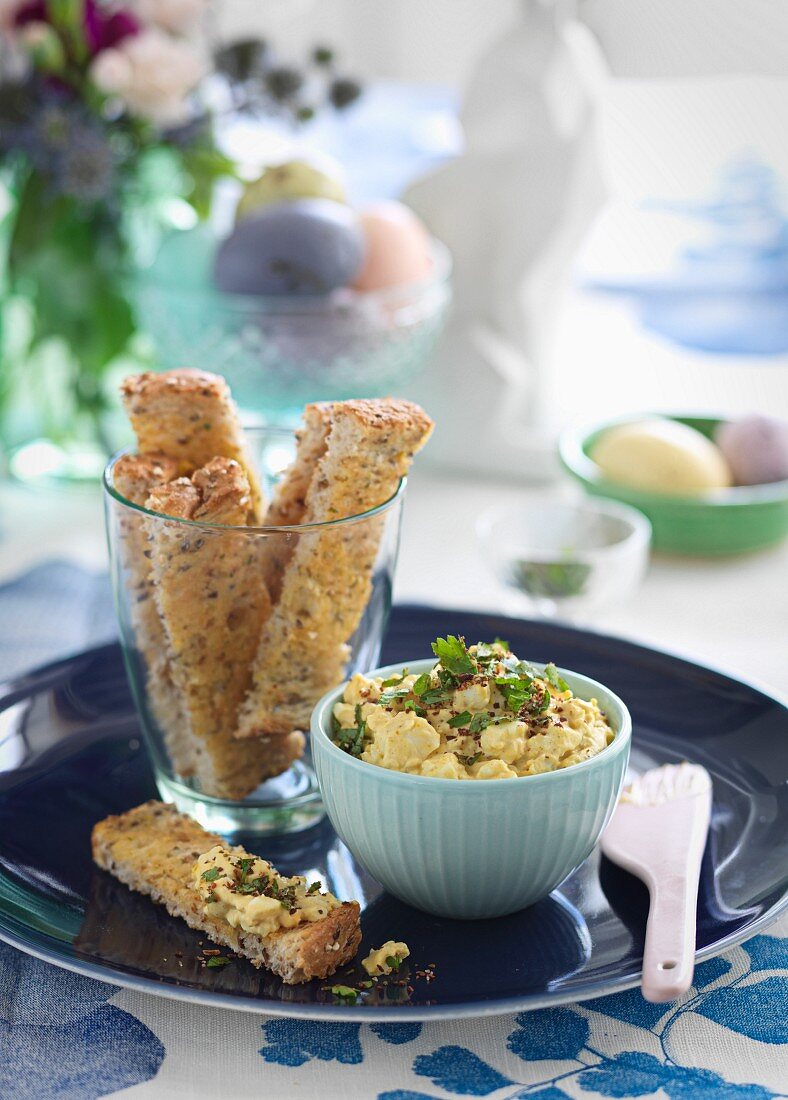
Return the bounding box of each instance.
[129,0,209,34]
[0,0,23,31]
[89,27,204,125]
[8,0,138,52]
[6,0,42,29]
[83,3,140,53]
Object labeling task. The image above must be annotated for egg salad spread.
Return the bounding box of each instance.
[362,941,410,976]
[193,845,340,937]
[331,636,615,780]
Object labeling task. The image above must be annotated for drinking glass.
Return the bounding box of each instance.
[103,427,405,835]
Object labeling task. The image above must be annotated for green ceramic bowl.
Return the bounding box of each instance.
[311,659,631,919]
[559,415,788,556]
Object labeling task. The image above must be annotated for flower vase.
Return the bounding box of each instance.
[0,161,143,484]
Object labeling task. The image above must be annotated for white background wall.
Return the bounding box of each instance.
[215,0,519,85]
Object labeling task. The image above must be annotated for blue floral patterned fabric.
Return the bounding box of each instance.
[0,922,785,1099]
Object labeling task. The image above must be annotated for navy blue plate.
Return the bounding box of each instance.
[0,606,786,1020]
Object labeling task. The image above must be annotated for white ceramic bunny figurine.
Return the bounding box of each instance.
[405,0,604,479]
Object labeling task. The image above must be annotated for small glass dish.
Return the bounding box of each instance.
[132,232,452,420]
[103,426,406,836]
[477,498,651,621]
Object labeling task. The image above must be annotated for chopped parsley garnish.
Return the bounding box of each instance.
[385,955,402,972]
[458,751,482,767]
[495,677,534,713]
[513,560,591,599]
[236,857,255,880]
[468,712,494,735]
[532,685,552,713]
[431,635,476,677]
[330,985,358,1003]
[402,698,427,717]
[332,704,369,757]
[474,641,505,664]
[419,685,454,707]
[306,881,321,895]
[378,686,411,706]
[411,672,432,696]
[448,710,472,728]
[206,956,230,968]
[544,663,570,692]
[200,867,221,882]
[381,668,408,688]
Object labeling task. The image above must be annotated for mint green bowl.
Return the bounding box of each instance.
[559,415,788,556]
[311,659,631,919]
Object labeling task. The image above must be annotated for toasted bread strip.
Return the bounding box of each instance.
[237,399,434,737]
[112,453,194,777]
[147,458,289,799]
[91,801,361,983]
[260,402,334,602]
[121,368,264,521]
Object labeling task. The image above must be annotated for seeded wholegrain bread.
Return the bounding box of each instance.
[146,458,296,799]
[112,452,194,777]
[237,398,434,737]
[260,401,334,602]
[121,368,263,520]
[91,801,361,983]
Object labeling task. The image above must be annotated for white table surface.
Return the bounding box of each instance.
[1,469,786,696]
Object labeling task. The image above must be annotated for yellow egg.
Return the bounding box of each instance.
[420,753,468,779]
[236,159,346,223]
[591,419,732,494]
[362,710,440,772]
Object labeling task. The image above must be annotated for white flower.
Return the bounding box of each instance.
[89,28,205,126]
[90,47,133,95]
[130,0,209,34]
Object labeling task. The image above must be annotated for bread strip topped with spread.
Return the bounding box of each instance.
[91,801,361,983]
[237,398,434,737]
[121,368,264,521]
[112,452,193,776]
[146,458,292,799]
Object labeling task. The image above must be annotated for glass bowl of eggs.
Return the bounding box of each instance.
[559,413,788,555]
[132,160,451,420]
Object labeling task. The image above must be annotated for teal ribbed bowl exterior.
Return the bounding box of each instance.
[311,659,631,919]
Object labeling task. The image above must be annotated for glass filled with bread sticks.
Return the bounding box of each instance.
[103,369,433,835]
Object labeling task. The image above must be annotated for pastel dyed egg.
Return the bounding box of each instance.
[715,415,788,485]
[236,159,346,223]
[591,419,732,494]
[352,201,433,292]
[214,199,364,297]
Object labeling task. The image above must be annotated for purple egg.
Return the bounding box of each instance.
[214,199,364,297]
[715,415,788,485]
